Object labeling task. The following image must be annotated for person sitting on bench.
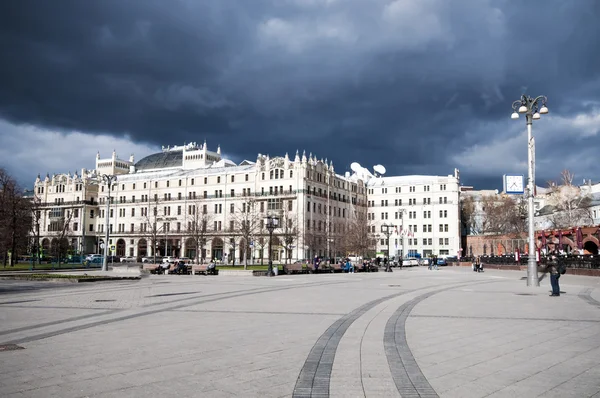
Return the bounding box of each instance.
[174,260,187,274]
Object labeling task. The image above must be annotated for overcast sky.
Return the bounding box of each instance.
[1,0,599,190]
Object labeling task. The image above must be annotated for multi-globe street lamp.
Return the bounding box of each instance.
[398,208,406,259]
[102,174,117,272]
[511,95,549,287]
[265,215,279,277]
[381,224,394,272]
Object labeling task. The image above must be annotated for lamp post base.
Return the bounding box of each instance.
[267,260,273,277]
[527,257,540,287]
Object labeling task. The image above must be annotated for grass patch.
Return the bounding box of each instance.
[0,274,140,282]
[0,263,91,271]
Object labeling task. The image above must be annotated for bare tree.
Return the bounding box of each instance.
[341,210,376,258]
[185,199,212,264]
[138,198,165,263]
[304,225,324,260]
[546,169,593,228]
[480,195,526,235]
[30,194,42,265]
[49,206,74,265]
[230,199,261,269]
[279,212,299,264]
[0,169,33,266]
[460,195,478,235]
[255,225,268,265]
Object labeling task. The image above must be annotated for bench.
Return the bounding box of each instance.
[192,264,218,275]
[284,263,305,274]
[328,263,343,273]
[143,263,164,274]
[168,263,191,275]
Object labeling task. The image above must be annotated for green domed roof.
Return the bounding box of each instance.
[135,151,183,170]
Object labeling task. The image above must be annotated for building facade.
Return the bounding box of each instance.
[32,142,372,263]
[367,171,461,259]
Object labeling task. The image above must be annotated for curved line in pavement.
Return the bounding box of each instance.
[292,290,413,398]
[383,281,501,397]
[292,282,482,398]
[384,290,443,398]
[578,287,600,309]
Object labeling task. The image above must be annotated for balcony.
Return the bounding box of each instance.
[37,200,97,208]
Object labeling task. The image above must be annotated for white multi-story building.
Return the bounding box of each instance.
[32,142,369,263]
[367,170,461,259]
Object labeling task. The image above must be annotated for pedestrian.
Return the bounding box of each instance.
[384,257,391,272]
[474,256,482,272]
[344,258,352,273]
[548,256,562,297]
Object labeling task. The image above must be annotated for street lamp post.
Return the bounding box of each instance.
[265,215,279,277]
[381,224,394,272]
[230,238,236,266]
[398,209,406,259]
[511,94,549,287]
[102,174,117,272]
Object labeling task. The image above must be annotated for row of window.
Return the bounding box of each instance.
[100,170,301,193]
[369,197,450,207]
[369,184,448,195]
[371,223,450,234]
[306,201,348,218]
[95,199,295,220]
[305,219,347,233]
[368,209,449,220]
[380,238,451,246]
[101,185,301,204]
[93,217,297,235]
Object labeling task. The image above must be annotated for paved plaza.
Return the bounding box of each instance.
[0,267,599,398]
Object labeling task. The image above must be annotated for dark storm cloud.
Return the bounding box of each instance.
[1,0,599,188]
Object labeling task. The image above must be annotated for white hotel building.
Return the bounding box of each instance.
[31,142,461,262]
[367,170,461,259]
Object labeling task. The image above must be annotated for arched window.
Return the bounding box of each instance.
[290,170,293,178]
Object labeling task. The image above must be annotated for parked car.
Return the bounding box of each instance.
[85,254,102,261]
[176,257,192,264]
[83,257,104,267]
[120,256,136,263]
[162,256,177,264]
[106,255,120,263]
[402,258,419,267]
[437,258,448,266]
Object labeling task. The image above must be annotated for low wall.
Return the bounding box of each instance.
[452,261,600,277]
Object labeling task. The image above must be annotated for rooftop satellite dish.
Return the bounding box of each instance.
[350,162,362,173]
[374,164,386,175]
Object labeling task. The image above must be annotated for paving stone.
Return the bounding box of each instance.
[0,269,599,397]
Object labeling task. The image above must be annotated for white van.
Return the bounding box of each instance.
[162,256,176,264]
[347,254,362,265]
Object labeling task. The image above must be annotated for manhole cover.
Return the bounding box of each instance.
[515,293,535,296]
[0,344,24,351]
[95,299,116,302]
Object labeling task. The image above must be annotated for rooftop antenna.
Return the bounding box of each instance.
[373,164,386,177]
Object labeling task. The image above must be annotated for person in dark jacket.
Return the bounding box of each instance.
[548,256,561,296]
